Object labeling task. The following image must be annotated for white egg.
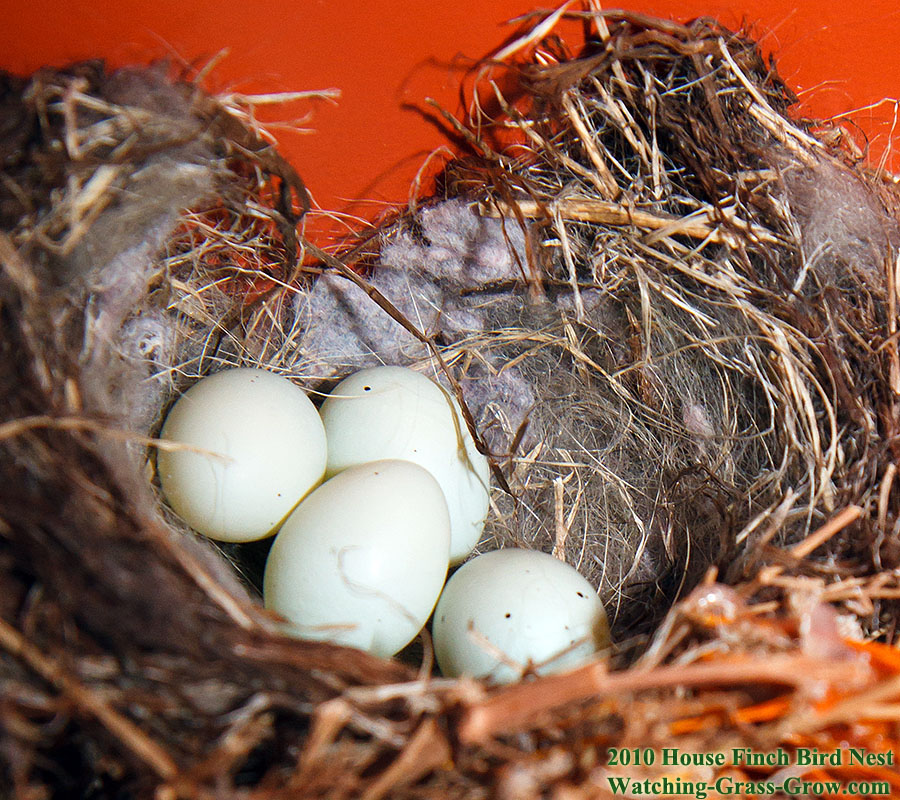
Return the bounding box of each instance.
[263,459,451,657]
[157,367,326,543]
[320,366,490,564]
[433,548,610,683]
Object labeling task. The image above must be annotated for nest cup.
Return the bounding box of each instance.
[3,12,900,799]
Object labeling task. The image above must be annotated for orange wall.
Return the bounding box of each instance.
[3,1,900,228]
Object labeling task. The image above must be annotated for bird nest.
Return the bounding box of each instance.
[3,11,900,799]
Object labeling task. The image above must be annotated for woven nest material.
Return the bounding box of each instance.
[3,12,900,800]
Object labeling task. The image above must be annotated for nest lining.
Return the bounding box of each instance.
[3,11,900,800]
[284,15,900,635]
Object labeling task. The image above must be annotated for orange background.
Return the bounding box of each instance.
[3,1,900,229]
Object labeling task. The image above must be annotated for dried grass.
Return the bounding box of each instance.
[2,11,900,799]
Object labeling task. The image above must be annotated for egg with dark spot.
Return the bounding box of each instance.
[320,365,490,563]
[432,548,610,683]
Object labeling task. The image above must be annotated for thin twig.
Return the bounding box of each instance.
[0,618,179,779]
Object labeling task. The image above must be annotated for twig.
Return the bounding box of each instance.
[480,197,778,246]
[790,506,863,560]
[361,718,452,800]
[457,653,870,744]
[0,618,179,780]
